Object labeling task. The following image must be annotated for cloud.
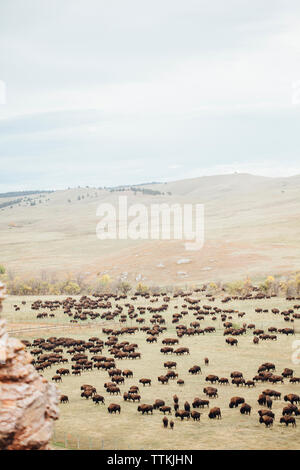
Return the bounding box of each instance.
[0,0,300,190]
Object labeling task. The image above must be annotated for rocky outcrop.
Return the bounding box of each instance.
[0,282,59,450]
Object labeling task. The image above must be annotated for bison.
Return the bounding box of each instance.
[108,403,121,414]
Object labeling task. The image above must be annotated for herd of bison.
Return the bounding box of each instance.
[15,287,300,433]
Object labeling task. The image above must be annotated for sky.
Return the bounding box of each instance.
[1,0,300,191]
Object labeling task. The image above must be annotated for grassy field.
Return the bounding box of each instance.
[4,293,300,450]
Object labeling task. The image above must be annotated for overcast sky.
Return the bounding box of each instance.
[1,0,300,191]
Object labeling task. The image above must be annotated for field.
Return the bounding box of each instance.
[4,292,300,450]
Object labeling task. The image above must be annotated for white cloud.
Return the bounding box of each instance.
[1,1,300,190]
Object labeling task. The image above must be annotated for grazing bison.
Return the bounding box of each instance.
[139,378,151,386]
[218,377,229,385]
[203,387,218,398]
[226,337,238,346]
[208,407,221,419]
[258,409,275,419]
[206,374,219,384]
[137,404,153,415]
[280,416,296,427]
[245,380,255,388]
[230,371,243,378]
[282,368,294,378]
[232,378,245,387]
[184,401,190,412]
[191,411,201,421]
[52,375,62,383]
[259,415,273,427]
[240,403,251,415]
[284,394,300,405]
[229,397,245,408]
[192,398,209,409]
[173,394,179,404]
[174,347,190,355]
[108,403,121,414]
[122,369,133,378]
[153,399,165,409]
[290,377,300,384]
[160,406,172,414]
[60,395,69,404]
[162,416,168,428]
[158,375,169,385]
[92,394,105,404]
[107,386,121,395]
[189,365,202,375]
[282,405,300,416]
[164,361,177,369]
[175,410,190,420]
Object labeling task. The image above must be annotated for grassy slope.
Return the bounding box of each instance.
[0,173,300,285]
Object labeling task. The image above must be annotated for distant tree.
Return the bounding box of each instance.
[0,265,5,275]
[118,281,132,295]
[99,274,111,286]
[136,282,149,293]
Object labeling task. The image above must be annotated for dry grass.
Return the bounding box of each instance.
[1,174,300,285]
[6,293,300,450]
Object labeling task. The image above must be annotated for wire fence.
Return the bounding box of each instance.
[51,429,102,450]
[51,429,146,450]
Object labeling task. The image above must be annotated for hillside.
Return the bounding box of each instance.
[0,173,299,285]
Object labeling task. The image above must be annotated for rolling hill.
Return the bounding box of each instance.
[0,173,299,285]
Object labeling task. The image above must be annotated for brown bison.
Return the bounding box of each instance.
[259,415,273,427]
[205,374,219,384]
[153,399,165,409]
[208,407,221,419]
[240,403,251,415]
[280,416,296,427]
[92,394,105,404]
[226,337,238,346]
[229,397,245,408]
[160,406,172,414]
[108,403,121,414]
[203,387,218,398]
[139,378,151,386]
[192,398,209,408]
[137,404,153,414]
[191,411,201,421]
[175,410,190,420]
[284,394,300,405]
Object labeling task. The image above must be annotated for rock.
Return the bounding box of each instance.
[176,259,191,265]
[0,282,59,450]
[177,271,188,277]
